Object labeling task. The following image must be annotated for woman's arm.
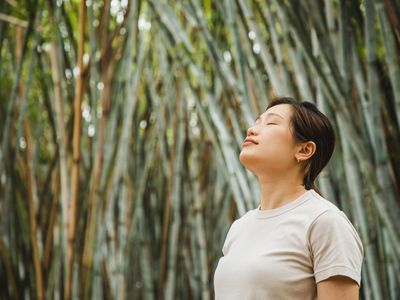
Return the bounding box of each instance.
[317,275,359,300]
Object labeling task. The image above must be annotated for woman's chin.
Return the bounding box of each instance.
[239,151,259,171]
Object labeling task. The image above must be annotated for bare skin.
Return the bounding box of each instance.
[317,275,359,300]
[239,104,359,299]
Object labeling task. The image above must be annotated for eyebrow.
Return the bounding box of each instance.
[255,112,285,122]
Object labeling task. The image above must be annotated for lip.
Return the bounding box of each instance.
[242,138,258,146]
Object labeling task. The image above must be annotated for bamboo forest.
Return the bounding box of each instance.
[0,0,400,299]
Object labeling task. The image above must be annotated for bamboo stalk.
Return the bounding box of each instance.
[0,237,19,299]
[255,0,295,95]
[80,72,111,299]
[237,0,284,94]
[222,0,256,124]
[164,80,185,300]
[80,0,115,296]
[65,0,87,299]
[376,0,400,127]
[183,0,254,125]
[364,0,400,234]
[0,12,28,27]
[188,128,210,300]
[49,41,70,282]
[1,9,34,252]
[275,5,313,100]
[382,0,400,45]
[23,119,44,300]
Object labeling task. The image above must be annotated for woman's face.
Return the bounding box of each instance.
[239,104,299,175]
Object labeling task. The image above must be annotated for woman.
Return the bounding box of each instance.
[213,97,364,300]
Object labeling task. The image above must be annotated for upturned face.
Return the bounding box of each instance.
[239,104,299,175]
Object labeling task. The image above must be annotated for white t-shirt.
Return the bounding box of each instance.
[213,189,364,300]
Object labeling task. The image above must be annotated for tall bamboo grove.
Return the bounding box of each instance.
[0,0,399,299]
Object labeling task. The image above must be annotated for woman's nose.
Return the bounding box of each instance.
[247,127,255,136]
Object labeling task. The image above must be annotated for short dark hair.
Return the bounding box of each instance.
[266,96,335,191]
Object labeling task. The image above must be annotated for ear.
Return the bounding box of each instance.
[295,141,316,163]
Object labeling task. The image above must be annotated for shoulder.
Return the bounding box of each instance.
[280,189,342,225]
[306,190,341,215]
[306,192,362,251]
[306,191,360,239]
[232,207,256,225]
[310,209,356,232]
[306,201,364,286]
[307,208,363,250]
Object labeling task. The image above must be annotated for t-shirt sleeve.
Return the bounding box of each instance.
[308,209,364,286]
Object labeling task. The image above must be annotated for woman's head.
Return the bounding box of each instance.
[239,96,335,191]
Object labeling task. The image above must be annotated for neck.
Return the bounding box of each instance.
[257,174,307,210]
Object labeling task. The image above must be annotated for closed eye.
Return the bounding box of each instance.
[267,123,277,125]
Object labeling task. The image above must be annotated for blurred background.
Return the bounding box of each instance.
[0,0,400,299]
